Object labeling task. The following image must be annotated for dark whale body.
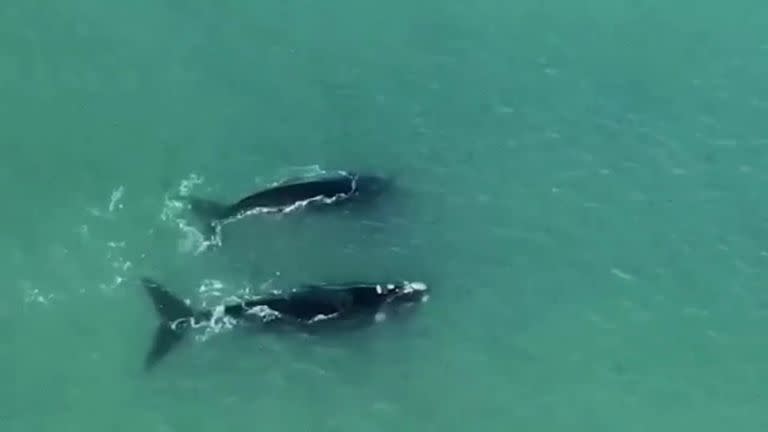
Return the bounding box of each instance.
[186,171,390,237]
[141,277,429,370]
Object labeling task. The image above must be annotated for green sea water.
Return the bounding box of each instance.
[3,1,768,430]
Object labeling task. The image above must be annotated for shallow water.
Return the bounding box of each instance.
[3,1,768,431]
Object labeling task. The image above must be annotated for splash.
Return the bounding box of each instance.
[159,173,213,254]
[76,186,134,298]
[108,186,125,213]
[99,241,132,294]
[198,279,226,306]
[179,173,204,196]
[244,304,282,321]
[86,185,126,218]
[160,173,204,222]
[190,277,279,342]
[192,304,239,342]
[23,287,54,305]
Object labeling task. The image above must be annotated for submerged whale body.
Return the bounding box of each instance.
[141,277,429,370]
[186,170,391,237]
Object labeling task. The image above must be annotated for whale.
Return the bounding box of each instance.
[185,170,391,238]
[141,277,429,370]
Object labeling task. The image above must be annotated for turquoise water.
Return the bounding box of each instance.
[4,1,768,430]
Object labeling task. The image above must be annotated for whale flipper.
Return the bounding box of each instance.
[142,278,195,371]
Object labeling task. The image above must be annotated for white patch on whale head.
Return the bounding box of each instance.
[376,284,383,294]
[404,281,428,292]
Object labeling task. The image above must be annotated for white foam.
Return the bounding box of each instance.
[406,281,428,292]
[189,305,239,341]
[245,305,281,322]
[308,312,338,323]
[220,191,350,226]
[198,279,224,294]
[278,192,350,214]
[610,268,634,281]
[178,173,204,196]
[23,287,54,305]
[158,173,214,254]
[108,186,125,212]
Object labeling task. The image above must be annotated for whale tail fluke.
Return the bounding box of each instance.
[186,197,230,238]
[142,277,196,371]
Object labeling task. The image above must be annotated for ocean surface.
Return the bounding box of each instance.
[3,1,768,431]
